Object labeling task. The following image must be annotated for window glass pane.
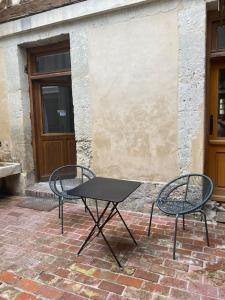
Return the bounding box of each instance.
[41,85,74,134]
[36,51,71,73]
[218,69,225,137]
[217,25,225,49]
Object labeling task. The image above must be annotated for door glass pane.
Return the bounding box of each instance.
[41,85,74,134]
[36,51,71,73]
[218,69,225,137]
[217,25,225,49]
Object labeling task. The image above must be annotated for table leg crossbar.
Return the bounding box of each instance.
[77,198,137,268]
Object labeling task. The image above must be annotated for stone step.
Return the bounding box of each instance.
[25,182,55,199]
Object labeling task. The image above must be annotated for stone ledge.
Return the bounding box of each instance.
[0,162,21,178]
[0,0,155,39]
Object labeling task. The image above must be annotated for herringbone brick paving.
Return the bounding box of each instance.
[0,196,225,299]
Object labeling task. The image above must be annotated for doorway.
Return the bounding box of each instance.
[207,61,225,201]
[28,41,76,181]
[206,12,225,202]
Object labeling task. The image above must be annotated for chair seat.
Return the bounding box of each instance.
[158,199,200,215]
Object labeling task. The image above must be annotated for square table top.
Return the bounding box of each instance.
[67,177,141,203]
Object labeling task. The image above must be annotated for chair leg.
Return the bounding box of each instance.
[173,214,179,260]
[148,201,155,237]
[200,209,209,246]
[61,197,64,235]
[95,200,99,219]
[84,198,87,212]
[200,205,203,222]
[58,197,61,219]
[182,214,185,230]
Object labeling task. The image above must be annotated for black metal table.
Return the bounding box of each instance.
[67,176,141,268]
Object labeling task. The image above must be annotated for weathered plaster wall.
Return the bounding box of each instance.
[89,5,179,181]
[0,0,209,193]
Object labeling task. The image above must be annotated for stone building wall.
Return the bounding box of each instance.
[0,0,86,23]
[0,0,216,193]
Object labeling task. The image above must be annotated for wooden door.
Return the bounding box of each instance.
[28,42,76,181]
[33,80,76,180]
[206,61,225,202]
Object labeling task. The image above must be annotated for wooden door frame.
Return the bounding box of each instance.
[205,11,225,201]
[27,41,74,181]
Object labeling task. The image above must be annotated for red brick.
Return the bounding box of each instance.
[58,292,85,300]
[219,287,225,299]
[38,272,60,285]
[134,269,159,282]
[164,259,189,272]
[188,281,218,298]
[1,199,225,300]
[176,248,193,256]
[204,247,225,258]
[15,292,39,300]
[142,254,164,265]
[38,285,64,299]
[16,279,40,293]
[54,268,70,278]
[106,293,127,300]
[192,252,217,262]
[80,286,109,300]
[0,271,21,284]
[123,286,153,299]
[93,269,118,281]
[91,258,113,270]
[73,273,101,286]
[117,275,143,288]
[99,280,125,295]
[142,282,170,296]
[160,276,187,289]
[170,288,200,300]
[149,264,175,277]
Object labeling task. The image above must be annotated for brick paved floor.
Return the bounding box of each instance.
[0,196,225,300]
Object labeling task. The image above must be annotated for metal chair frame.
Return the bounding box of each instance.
[148,173,213,259]
[49,164,99,234]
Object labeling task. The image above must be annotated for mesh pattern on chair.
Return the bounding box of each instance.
[49,165,95,199]
[157,174,213,215]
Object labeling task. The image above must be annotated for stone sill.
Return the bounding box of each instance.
[0,162,22,179]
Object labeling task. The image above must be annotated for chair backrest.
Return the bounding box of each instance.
[157,174,214,214]
[49,164,95,199]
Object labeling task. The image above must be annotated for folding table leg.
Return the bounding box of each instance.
[99,227,123,268]
[78,199,123,268]
[115,206,137,245]
[77,200,110,255]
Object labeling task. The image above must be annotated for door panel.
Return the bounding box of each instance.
[42,140,64,177]
[206,62,225,201]
[216,152,225,186]
[33,81,76,180]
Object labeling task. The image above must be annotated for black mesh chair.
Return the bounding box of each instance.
[49,164,98,234]
[148,174,213,259]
